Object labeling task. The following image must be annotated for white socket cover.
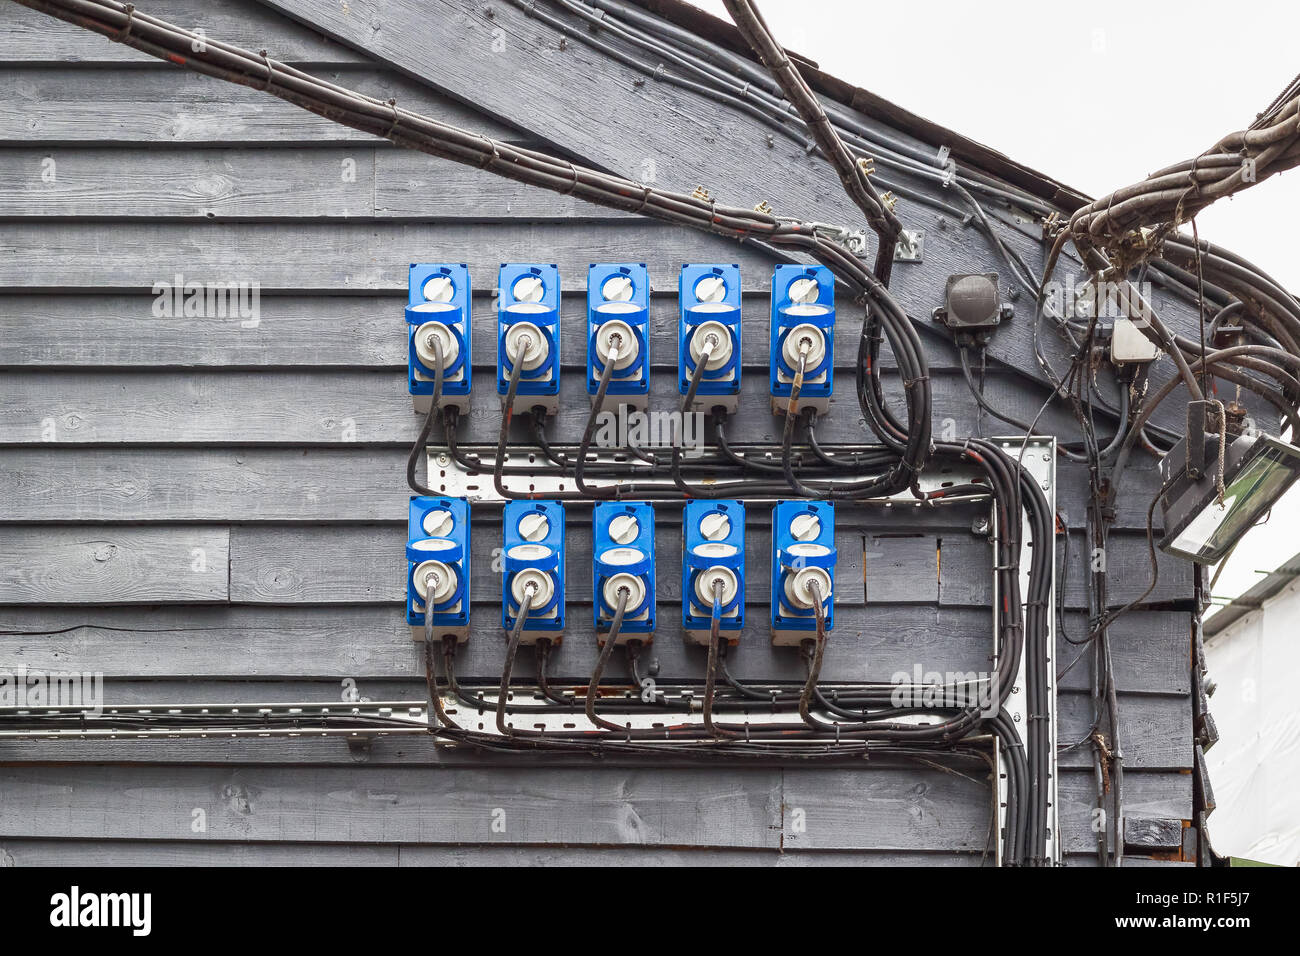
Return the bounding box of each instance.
[413,559,456,604]
[694,565,738,606]
[698,512,731,540]
[421,509,455,536]
[414,321,459,369]
[689,320,733,370]
[594,319,639,370]
[422,274,455,302]
[517,512,550,542]
[603,571,645,614]
[512,274,545,303]
[782,323,826,370]
[608,514,640,544]
[788,277,820,304]
[694,274,728,303]
[504,321,548,371]
[510,567,554,608]
[785,566,832,610]
[789,513,821,541]
[601,274,634,302]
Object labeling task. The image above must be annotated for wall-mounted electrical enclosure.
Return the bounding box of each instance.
[682,499,745,645]
[770,500,835,645]
[770,264,834,415]
[406,496,471,642]
[932,272,1011,346]
[502,500,565,642]
[588,262,650,411]
[679,263,741,413]
[1110,317,1162,363]
[407,263,471,414]
[593,501,655,643]
[498,263,561,416]
[1159,431,1300,564]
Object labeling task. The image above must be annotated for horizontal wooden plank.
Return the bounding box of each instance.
[0,525,228,604]
[0,764,783,848]
[774,764,987,858]
[0,221,770,293]
[0,448,409,522]
[1060,530,1193,609]
[0,602,998,685]
[0,761,997,852]
[0,838,984,866]
[0,604,1185,692]
[0,146,381,220]
[0,291,957,372]
[0,367,1104,448]
[781,765,992,853]
[1056,611,1190,695]
[0,0,369,64]
[1057,691,1192,771]
[0,147,629,220]
[0,66,522,144]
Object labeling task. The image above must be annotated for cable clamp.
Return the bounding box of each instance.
[563,161,579,196]
[476,133,501,170]
[384,97,400,139]
[116,4,137,41]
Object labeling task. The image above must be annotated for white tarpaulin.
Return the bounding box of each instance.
[1205,582,1300,865]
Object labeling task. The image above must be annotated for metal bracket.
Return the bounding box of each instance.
[991,436,1061,866]
[428,446,997,504]
[894,229,924,262]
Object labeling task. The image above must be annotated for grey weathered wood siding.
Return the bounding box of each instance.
[0,0,1208,864]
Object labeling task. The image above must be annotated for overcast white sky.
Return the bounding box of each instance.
[693,0,1300,607]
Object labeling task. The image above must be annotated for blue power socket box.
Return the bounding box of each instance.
[682,499,745,645]
[407,496,471,642]
[770,264,835,415]
[502,500,566,642]
[407,263,471,415]
[588,263,650,411]
[498,263,561,416]
[679,263,742,414]
[770,500,836,645]
[593,501,655,643]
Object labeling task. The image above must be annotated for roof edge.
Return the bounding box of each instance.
[635,0,1092,211]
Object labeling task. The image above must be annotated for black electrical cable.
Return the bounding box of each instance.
[406,333,444,496]
[496,581,537,736]
[585,585,632,732]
